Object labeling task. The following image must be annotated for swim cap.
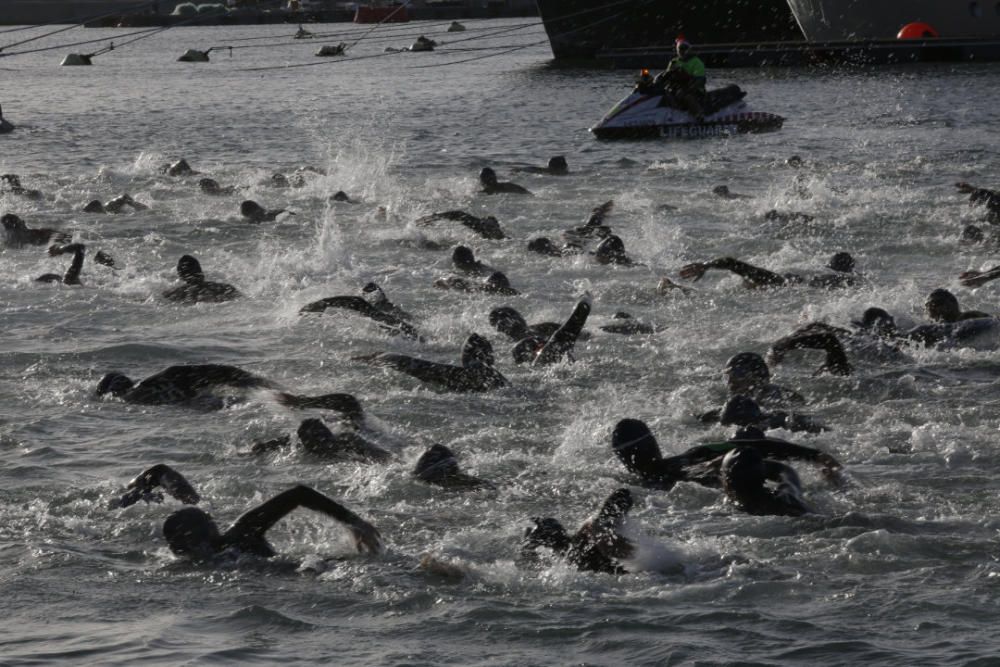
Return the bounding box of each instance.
[523,517,571,552]
[511,336,545,364]
[719,395,763,427]
[853,307,897,337]
[828,252,855,273]
[594,235,627,264]
[413,444,461,481]
[721,446,766,490]
[176,255,205,284]
[547,156,568,173]
[462,333,496,368]
[163,507,220,557]
[489,306,527,337]
[83,200,105,213]
[725,352,770,384]
[611,418,663,471]
[240,200,263,217]
[96,372,134,397]
[452,245,476,266]
[479,167,498,186]
[925,288,960,322]
[527,237,560,256]
[484,272,517,295]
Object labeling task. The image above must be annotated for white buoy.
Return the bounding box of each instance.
[316,44,345,57]
[61,53,93,66]
[177,49,210,62]
[447,21,466,32]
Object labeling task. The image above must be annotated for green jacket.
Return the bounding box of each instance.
[667,55,706,90]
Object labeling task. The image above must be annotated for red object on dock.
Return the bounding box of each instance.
[897,22,939,39]
[354,5,410,23]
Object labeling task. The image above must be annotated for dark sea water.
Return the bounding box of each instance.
[3,18,1000,666]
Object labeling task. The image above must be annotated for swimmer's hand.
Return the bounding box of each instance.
[678,262,708,281]
[349,519,383,555]
[959,269,997,288]
[94,250,116,268]
[657,277,693,294]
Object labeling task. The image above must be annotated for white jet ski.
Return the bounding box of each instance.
[590,72,784,140]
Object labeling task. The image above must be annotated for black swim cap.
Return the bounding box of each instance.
[611,418,663,471]
[484,272,517,295]
[721,446,766,491]
[720,395,763,427]
[331,191,350,202]
[547,156,568,173]
[479,167,497,186]
[413,443,461,481]
[594,235,627,264]
[527,237,560,256]
[523,517,571,552]
[176,255,205,283]
[828,252,855,273]
[240,200,263,216]
[452,245,476,266]
[598,488,634,524]
[511,336,545,364]
[926,288,960,322]
[83,200,105,213]
[725,352,770,388]
[1,213,24,229]
[163,507,220,557]
[853,307,897,337]
[96,372,134,397]
[462,333,495,368]
[489,306,527,337]
[297,417,335,449]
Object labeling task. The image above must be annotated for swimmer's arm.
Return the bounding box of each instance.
[959,266,1000,288]
[769,332,852,376]
[366,354,466,386]
[49,243,85,285]
[586,200,614,227]
[534,295,591,365]
[116,464,200,508]
[225,485,382,554]
[679,257,785,287]
[755,442,846,487]
[251,435,291,456]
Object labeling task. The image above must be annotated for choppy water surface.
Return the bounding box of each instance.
[3,19,1000,666]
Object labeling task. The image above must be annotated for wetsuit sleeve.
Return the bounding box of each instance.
[116,464,200,508]
[706,257,786,288]
[533,296,591,365]
[155,364,276,391]
[770,331,852,376]
[223,485,382,554]
[61,244,86,285]
[763,461,811,516]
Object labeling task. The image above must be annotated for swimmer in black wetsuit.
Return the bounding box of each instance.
[163,159,197,177]
[360,333,509,392]
[679,252,859,289]
[955,182,1000,223]
[611,418,844,493]
[36,243,113,285]
[722,352,805,408]
[509,294,592,365]
[763,209,814,224]
[1,174,42,200]
[479,168,531,195]
[434,271,519,296]
[241,200,289,223]
[451,245,494,276]
[489,306,562,342]
[82,194,148,214]
[162,255,240,304]
[361,282,413,321]
[199,178,236,196]
[700,394,828,434]
[925,288,990,321]
[592,235,638,266]
[300,284,420,339]
[526,237,582,257]
[514,155,569,176]
[519,488,634,574]
[415,211,506,240]
[721,447,811,516]
[562,200,614,243]
[162,485,381,561]
[599,312,656,335]
[113,463,201,508]
[412,444,493,490]
[3,214,70,247]
[712,185,752,200]
[852,306,999,350]
[96,363,362,411]
[252,418,391,462]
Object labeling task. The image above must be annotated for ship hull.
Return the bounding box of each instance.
[535,0,802,60]
[788,0,1000,41]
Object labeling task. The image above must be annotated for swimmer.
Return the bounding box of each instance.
[412,444,494,490]
[722,351,805,408]
[721,447,811,516]
[163,159,197,177]
[359,333,509,392]
[592,235,638,266]
[510,294,591,365]
[82,194,148,214]
[611,417,843,493]
[925,288,989,321]
[2,213,70,247]
[599,312,656,335]
[479,167,532,195]
[451,245,495,276]
[114,463,201,508]
[955,182,1000,222]
[162,485,381,561]
[960,264,1000,289]
[162,255,241,304]
[361,282,413,320]
[36,243,112,286]
[763,209,814,224]
[526,237,582,257]
[415,210,506,240]
[679,252,859,289]
[329,191,352,203]
[96,363,363,411]
[300,287,420,339]
[434,271,519,296]
[514,155,569,176]
[252,418,391,462]
[519,488,634,574]
[199,178,235,196]
[852,306,998,349]
[712,185,752,200]
[562,200,614,242]
[241,200,290,223]
[699,394,829,434]
[655,277,695,295]
[1,174,42,200]
[489,305,563,342]
[768,327,853,376]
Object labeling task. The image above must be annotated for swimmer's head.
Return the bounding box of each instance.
[413,444,461,481]
[720,395,763,427]
[1,174,21,187]
[926,288,960,322]
[828,252,855,273]
[198,178,221,194]
[523,517,571,553]
[597,487,634,524]
[462,333,495,368]
[163,507,221,559]
[961,225,986,244]
[511,336,545,364]
[484,271,517,295]
[527,237,560,256]
[83,200,105,213]
[489,306,528,338]
[725,352,770,394]
[271,173,290,188]
[547,156,568,174]
[611,418,663,472]
[853,307,897,338]
[1,213,25,230]
[452,245,476,267]
[240,200,264,218]
[176,255,205,284]
[593,235,627,265]
[96,372,134,397]
[330,191,350,202]
[721,446,766,495]
[479,167,498,187]
[361,282,387,305]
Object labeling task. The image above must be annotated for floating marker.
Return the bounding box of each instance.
[61,53,93,66]
[178,49,210,62]
[447,21,466,32]
[897,22,939,39]
[316,43,346,57]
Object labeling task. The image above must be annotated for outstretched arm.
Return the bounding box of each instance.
[959,265,1000,288]
[154,364,277,391]
[223,485,382,554]
[534,295,592,365]
[679,257,786,288]
[115,463,200,508]
[770,331,852,376]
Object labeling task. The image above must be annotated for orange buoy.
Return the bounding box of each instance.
[897,22,939,39]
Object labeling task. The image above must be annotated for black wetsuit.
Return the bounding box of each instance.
[36,243,87,285]
[510,295,591,365]
[3,214,69,247]
[367,334,509,392]
[162,255,240,304]
[253,418,391,462]
[300,294,419,339]
[415,211,506,240]
[681,257,858,289]
[114,463,201,508]
[413,444,492,490]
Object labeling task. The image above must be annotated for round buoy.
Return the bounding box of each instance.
[897,22,939,39]
[178,49,210,62]
[61,53,93,66]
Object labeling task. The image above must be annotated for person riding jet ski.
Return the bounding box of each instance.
[655,37,706,121]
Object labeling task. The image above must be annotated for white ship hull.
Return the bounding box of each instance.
[787,0,1000,41]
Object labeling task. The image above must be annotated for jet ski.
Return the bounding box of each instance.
[590,71,784,140]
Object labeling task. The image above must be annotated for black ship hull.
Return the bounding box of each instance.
[535,0,803,60]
